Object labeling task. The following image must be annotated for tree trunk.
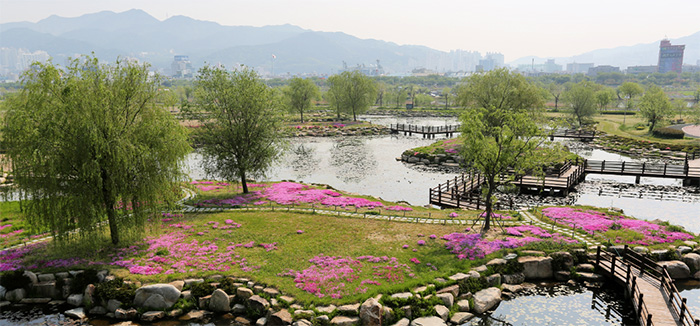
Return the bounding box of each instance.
[300,111,304,124]
[482,178,495,233]
[240,170,248,194]
[101,169,119,245]
[353,109,357,121]
[554,96,559,111]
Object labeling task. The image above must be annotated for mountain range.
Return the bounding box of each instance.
[1,9,699,75]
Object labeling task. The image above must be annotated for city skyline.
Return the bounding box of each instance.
[1,0,699,62]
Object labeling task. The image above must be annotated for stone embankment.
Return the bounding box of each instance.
[1,244,699,325]
[290,125,390,137]
[399,153,463,169]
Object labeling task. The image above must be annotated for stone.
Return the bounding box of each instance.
[253,285,265,294]
[381,306,394,324]
[88,306,107,315]
[392,318,410,326]
[141,311,166,322]
[578,273,605,282]
[360,297,382,326]
[317,305,337,314]
[555,271,571,281]
[390,292,413,300]
[107,299,122,312]
[517,256,553,279]
[33,282,58,299]
[472,265,488,274]
[168,309,183,318]
[20,298,51,304]
[295,310,316,318]
[0,286,5,300]
[237,287,254,300]
[248,295,270,313]
[279,295,295,304]
[83,284,95,306]
[316,315,330,324]
[504,253,518,260]
[38,273,56,283]
[486,258,507,267]
[486,273,501,287]
[456,299,470,312]
[678,246,693,254]
[472,287,502,314]
[502,273,525,284]
[338,303,361,315]
[0,301,9,309]
[198,295,211,309]
[330,316,360,326]
[209,289,231,312]
[5,288,26,302]
[521,250,545,256]
[684,241,698,247]
[682,253,700,271]
[694,271,700,280]
[263,287,280,297]
[169,280,185,291]
[67,294,83,307]
[64,307,86,320]
[23,270,38,284]
[434,305,449,321]
[651,250,669,261]
[184,278,204,287]
[450,312,475,324]
[115,308,138,320]
[436,284,459,298]
[659,261,691,279]
[236,316,253,325]
[133,284,180,309]
[400,306,412,319]
[232,303,246,314]
[576,264,595,272]
[410,316,447,326]
[269,309,293,326]
[550,252,574,270]
[294,319,312,326]
[257,317,268,326]
[180,310,206,321]
[436,293,453,307]
[448,273,470,282]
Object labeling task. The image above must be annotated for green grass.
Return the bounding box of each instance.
[0,201,39,248]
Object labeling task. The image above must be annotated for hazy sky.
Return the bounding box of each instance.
[2,0,699,61]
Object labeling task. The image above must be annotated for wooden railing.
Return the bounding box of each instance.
[549,129,596,140]
[390,124,460,134]
[585,160,700,178]
[429,173,516,210]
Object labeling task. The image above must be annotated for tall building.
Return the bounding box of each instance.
[566,62,594,74]
[171,55,193,78]
[657,39,684,74]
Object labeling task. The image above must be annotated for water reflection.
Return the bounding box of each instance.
[329,138,377,183]
[288,144,321,180]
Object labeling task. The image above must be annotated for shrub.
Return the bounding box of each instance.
[458,276,488,294]
[94,278,137,307]
[70,269,99,294]
[218,277,238,295]
[0,270,31,291]
[652,127,685,139]
[189,282,215,298]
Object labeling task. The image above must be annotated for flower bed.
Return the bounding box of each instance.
[541,207,695,245]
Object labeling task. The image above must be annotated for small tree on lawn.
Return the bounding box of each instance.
[457,68,559,233]
[331,71,377,121]
[562,81,597,126]
[639,86,672,132]
[283,77,319,123]
[187,66,284,194]
[2,57,191,245]
[618,82,644,124]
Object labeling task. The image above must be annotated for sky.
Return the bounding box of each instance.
[2,0,699,62]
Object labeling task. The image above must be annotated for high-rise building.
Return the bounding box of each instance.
[171,55,193,78]
[658,39,684,74]
[566,62,594,74]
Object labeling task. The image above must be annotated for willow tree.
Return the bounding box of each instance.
[457,68,556,233]
[188,66,284,194]
[3,57,191,245]
[283,77,319,123]
[562,81,597,126]
[330,71,377,121]
[639,86,672,132]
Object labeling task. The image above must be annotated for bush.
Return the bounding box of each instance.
[218,277,238,295]
[599,111,636,115]
[94,278,137,307]
[189,282,215,298]
[70,269,99,294]
[652,127,685,139]
[0,270,31,291]
[458,276,489,294]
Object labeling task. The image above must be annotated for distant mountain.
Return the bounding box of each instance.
[509,31,700,69]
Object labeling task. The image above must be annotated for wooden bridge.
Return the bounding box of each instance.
[389,124,460,138]
[584,160,700,185]
[595,245,699,326]
[549,128,597,141]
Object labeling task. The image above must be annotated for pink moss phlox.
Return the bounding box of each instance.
[409,258,420,264]
[386,205,413,211]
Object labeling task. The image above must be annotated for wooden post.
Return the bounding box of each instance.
[680,298,687,321]
[642,162,646,174]
[596,246,601,267]
[631,276,637,293]
[626,264,632,286]
[637,293,644,319]
[646,314,652,326]
[611,255,617,277]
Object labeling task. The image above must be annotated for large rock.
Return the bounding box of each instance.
[434,305,449,321]
[436,293,453,307]
[33,282,59,299]
[268,309,293,326]
[5,288,26,302]
[115,308,138,320]
[23,271,38,285]
[436,285,459,299]
[64,307,86,320]
[659,261,691,279]
[550,252,574,270]
[450,312,474,324]
[472,287,502,314]
[141,311,166,322]
[392,318,409,326]
[133,284,180,309]
[0,285,5,300]
[248,295,270,313]
[338,303,361,315]
[107,299,122,312]
[209,289,231,312]
[67,294,83,307]
[517,256,553,279]
[502,273,525,284]
[410,316,447,326]
[237,287,254,300]
[456,299,470,312]
[682,253,700,271]
[360,297,382,326]
[330,316,360,326]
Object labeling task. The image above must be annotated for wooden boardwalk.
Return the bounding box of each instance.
[389,124,460,138]
[584,159,700,185]
[595,246,699,326]
[549,128,597,141]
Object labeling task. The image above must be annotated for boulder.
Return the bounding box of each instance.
[236,316,253,325]
[338,303,361,315]
[237,287,254,300]
[279,295,295,304]
[330,316,360,326]
[472,265,488,274]
[436,293,453,307]
[392,318,410,326]
[486,258,507,267]
[517,256,553,279]
[456,299,470,312]
[555,271,570,281]
[682,253,700,271]
[232,303,246,314]
[141,311,166,322]
[179,310,207,322]
[450,312,474,324]
[5,288,26,302]
[257,317,268,326]
[67,294,83,307]
[33,282,59,299]
[248,295,270,313]
[38,273,56,283]
[550,252,574,270]
[184,278,204,287]
[410,316,447,326]
[23,270,38,284]
[576,264,595,272]
[501,284,523,293]
[436,285,459,298]
[633,247,649,254]
[83,284,95,306]
[115,308,138,320]
[678,246,693,255]
[448,273,470,282]
[472,287,502,314]
[133,284,180,309]
[502,273,525,284]
[88,306,107,315]
[268,309,293,326]
[434,305,449,321]
[486,274,501,287]
[694,271,700,280]
[169,280,185,291]
[64,307,86,320]
[263,287,280,297]
[107,299,122,312]
[360,297,382,326]
[295,310,316,318]
[390,292,413,300]
[0,285,5,300]
[659,261,691,279]
[209,289,231,312]
[317,305,337,314]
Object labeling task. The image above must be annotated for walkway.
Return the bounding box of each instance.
[520,211,601,246]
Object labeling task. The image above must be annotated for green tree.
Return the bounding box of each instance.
[188,66,284,193]
[594,87,616,111]
[326,74,345,120]
[3,57,191,245]
[457,68,554,233]
[283,77,319,123]
[442,87,452,108]
[548,83,565,111]
[562,81,597,126]
[638,86,672,132]
[617,82,644,124]
[332,71,377,121]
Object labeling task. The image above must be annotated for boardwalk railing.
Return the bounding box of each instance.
[549,128,596,140]
[584,160,700,179]
[596,245,700,326]
[390,124,460,136]
[428,173,516,210]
